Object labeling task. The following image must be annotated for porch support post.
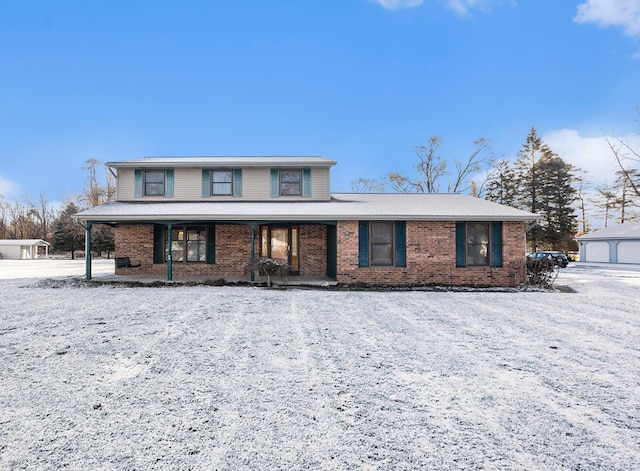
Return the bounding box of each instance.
[85,222,93,280]
[167,223,173,281]
[250,222,256,282]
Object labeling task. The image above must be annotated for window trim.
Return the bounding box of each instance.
[279,168,303,196]
[369,221,395,266]
[143,169,165,196]
[465,222,490,267]
[210,169,233,196]
[358,221,406,268]
[156,224,214,264]
[456,221,503,268]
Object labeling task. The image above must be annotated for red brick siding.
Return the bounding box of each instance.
[114,220,526,286]
[114,223,328,278]
[299,225,327,277]
[336,220,526,286]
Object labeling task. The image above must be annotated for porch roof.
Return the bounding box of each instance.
[75,193,539,223]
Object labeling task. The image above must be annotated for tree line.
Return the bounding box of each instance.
[0,159,115,259]
[352,126,639,253]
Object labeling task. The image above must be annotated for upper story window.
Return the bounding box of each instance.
[271,168,311,197]
[211,170,233,196]
[280,169,302,196]
[144,170,165,196]
[202,169,241,197]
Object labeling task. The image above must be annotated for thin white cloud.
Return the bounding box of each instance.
[445,0,486,15]
[574,0,640,36]
[0,175,20,198]
[543,128,640,186]
[372,0,511,14]
[372,0,423,10]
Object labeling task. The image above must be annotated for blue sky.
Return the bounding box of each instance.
[1,0,639,204]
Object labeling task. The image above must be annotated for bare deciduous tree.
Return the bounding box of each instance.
[605,108,640,198]
[350,177,385,193]
[382,135,492,194]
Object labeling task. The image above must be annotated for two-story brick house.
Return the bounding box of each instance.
[74,156,538,286]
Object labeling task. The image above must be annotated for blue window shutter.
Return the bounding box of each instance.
[233,168,242,197]
[206,224,216,264]
[270,169,279,197]
[134,169,142,197]
[358,221,369,267]
[153,225,164,263]
[491,221,503,267]
[302,168,311,197]
[395,221,406,267]
[165,169,174,198]
[202,169,210,197]
[455,222,466,267]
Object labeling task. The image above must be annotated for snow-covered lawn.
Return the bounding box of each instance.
[0,260,639,469]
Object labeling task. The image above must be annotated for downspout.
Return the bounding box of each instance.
[85,222,92,280]
[167,223,173,281]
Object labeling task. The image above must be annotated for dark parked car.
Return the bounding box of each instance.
[527,251,569,268]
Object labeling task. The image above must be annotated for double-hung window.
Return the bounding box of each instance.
[211,170,233,196]
[135,169,174,198]
[280,169,302,196]
[456,222,503,267]
[270,168,312,197]
[358,221,406,267]
[144,170,165,196]
[202,169,241,197]
[370,222,394,266]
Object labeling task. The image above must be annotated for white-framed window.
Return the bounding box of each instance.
[144,170,165,196]
[167,225,207,263]
[280,169,302,196]
[211,170,233,196]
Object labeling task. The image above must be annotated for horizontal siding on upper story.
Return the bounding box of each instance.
[116,167,331,201]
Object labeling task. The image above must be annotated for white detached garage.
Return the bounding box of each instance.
[576,223,640,264]
[0,239,50,260]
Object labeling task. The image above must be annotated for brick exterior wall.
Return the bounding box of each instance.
[114,223,328,279]
[299,225,327,277]
[336,220,526,287]
[114,220,526,286]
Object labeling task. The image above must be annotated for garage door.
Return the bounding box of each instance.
[617,241,640,264]
[585,241,610,262]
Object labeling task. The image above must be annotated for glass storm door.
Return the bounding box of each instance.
[261,225,299,274]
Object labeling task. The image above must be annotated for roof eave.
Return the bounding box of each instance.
[106,157,338,169]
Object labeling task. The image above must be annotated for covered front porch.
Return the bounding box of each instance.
[83,220,338,282]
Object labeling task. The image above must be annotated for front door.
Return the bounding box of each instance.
[260,225,299,275]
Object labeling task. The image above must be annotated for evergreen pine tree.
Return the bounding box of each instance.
[514,127,556,251]
[485,127,579,251]
[53,202,86,259]
[535,155,578,251]
[485,160,518,206]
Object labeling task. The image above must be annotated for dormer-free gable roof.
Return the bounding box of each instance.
[107,156,337,169]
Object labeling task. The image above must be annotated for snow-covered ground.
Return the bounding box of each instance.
[0,260,638,470]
